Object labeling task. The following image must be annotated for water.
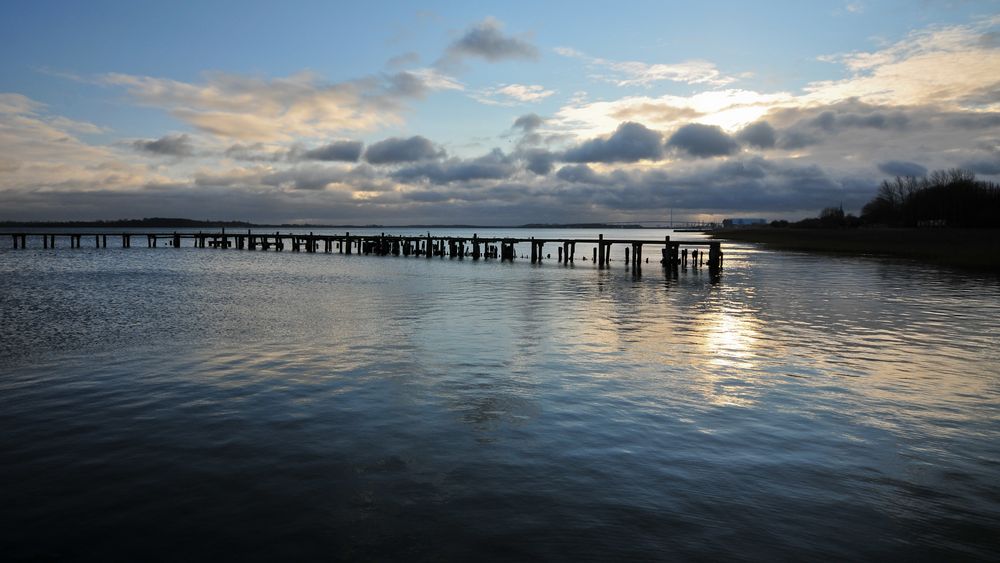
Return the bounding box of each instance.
[1,228,998,561]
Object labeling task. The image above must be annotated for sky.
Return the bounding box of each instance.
[2,0,1000,224]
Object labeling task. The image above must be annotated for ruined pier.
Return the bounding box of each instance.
[4,230,724,274]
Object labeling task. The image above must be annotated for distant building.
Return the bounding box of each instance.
[722,218,767,228]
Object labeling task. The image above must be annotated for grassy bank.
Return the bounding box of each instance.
[709,228,1000,272]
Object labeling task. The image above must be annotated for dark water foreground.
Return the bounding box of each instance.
[1,229,998,561]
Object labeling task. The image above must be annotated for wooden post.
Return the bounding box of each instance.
[426,232,432,259]
[625,246,630,265]
[530,237,537,263]
[473,234,480,260]
[709,242,721,272]
[597,234,604,267]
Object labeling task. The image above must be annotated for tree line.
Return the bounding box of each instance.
[774,169,1000,229]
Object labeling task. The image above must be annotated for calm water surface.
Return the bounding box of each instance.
[1,228,998,560]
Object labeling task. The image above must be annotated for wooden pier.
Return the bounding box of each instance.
[3,230,724,273]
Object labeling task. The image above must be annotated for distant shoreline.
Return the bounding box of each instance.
[0,218,652,229]
[709,228,1000,272]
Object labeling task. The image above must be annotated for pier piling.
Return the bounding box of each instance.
[4,230,724,279]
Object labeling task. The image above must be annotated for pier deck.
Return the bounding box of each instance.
[3,230,723,273]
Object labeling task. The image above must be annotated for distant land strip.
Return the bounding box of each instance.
[710,228,1000,273]
[0,218,646,229]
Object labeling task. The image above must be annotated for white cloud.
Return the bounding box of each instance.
[103,68,462,142]
[807,18,1000,108]
[472,83,556,106]
[0,93,162,192]
[555,47,736,87]
[553,90,795,139]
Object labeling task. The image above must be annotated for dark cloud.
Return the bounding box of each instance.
[877,160,928,177]
[810,109,909,131]
[224,143,284,162]
[562,122,664,163]
[392,149,515,184]
[667,123,739,158]
[364,136,444,164]
[300,140,364,162]
[440,18,538,67]
[946,112,1000,130]
[383,71,434,98]
[737,121,777,149]
[556,164,610,184]
[386,52,420,69]
[760,100,924,150]
[513,113,544,132]
[132,134,194,157]
[261,166,349,191]
[961,158,1000,175]
[715,158,770,179]
[778,130,820,150]
[522,149,555,175]
[3,153,883,225]
[957,81,1000,108]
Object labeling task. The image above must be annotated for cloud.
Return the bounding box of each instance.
[513,113,545,132]
[298,140,364,162]
[667,123,739,158]
[223,143,286,162]
[610,102,702,125]
[959,157,1000,175]
[364,135,444,164]
[555,47,735,87]
[737,121,776,149]
[552,90,795,139]
[9,18,1000,224]
[386,52,420,69]
[778,130,820,150]
[556,164,613,185]
[132,134,194,157]
[0,93,161,192]
[103,69,460,142]
[521,148,555,175]
[877,160,928,177]
[473,83,555,106]
[809,108,909,131]
[807,18,1000,108]
[384,68,464,98]
[439,17,538,67]
[392,149,515,184]
[562,122,664,163]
